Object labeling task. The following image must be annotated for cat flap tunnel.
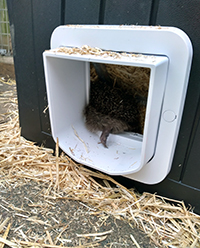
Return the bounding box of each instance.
[43,25,192,184]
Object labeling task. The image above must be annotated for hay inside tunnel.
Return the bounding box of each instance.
[0,77,200,247]
[90,63,150,133]
[57,45,151,134]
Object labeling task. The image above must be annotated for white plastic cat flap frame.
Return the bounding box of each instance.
[43,25,192,184]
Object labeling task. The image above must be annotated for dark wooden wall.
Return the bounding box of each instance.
[7,0,200,213]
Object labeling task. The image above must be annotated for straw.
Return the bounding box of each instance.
[0,75,200,248]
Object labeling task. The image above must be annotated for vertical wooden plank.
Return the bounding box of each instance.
[181,113,200,188]
[103,0,152,25]
[7,0,62,146]
[32,0,62,144]
[156,0,200,183]
[65,0,101,24]
[7,0,42,142]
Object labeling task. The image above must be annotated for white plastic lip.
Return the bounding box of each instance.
[43,25,193,184]
[46,48,162,65]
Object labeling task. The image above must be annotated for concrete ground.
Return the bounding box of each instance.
[0,55,15,79]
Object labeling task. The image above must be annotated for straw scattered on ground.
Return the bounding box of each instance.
[0,78,200,248]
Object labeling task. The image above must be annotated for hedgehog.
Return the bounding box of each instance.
[84,79,142,148]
